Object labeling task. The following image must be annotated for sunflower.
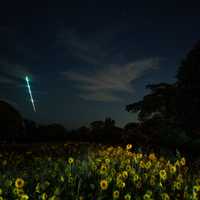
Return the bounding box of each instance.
[105,158,110,164]
[139,160,145,169]
[169,165,176,174]
[122,171,128,179]
[113,190,120,199]
[180,157,186,166]
[143,190,152,200]
[41,192,48,200]
[193,185,200,192]
[100,164,107,174]
[148,153,157,161]
[15,178,25,189]
[159,170,167,181]
[100,180,108,190]
[161,193,170,200]
[126,144,132,150]
[116,180,126,189]
[145,161,152,169]
[143,193,151,200]
[124,193,131,200]
[68,157,74,164]
[20,194,29,200]
[173,181,181,190]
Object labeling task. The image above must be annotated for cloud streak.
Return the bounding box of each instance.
[58,28,162,102]
[63,58,161,102]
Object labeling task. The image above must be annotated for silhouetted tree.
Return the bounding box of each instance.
[126,83,177,123]
[104,117,115,128]
[90,120,104,131]
[0,100,24,142]
[176,40,200,133]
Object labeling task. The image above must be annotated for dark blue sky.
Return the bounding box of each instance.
[0,1,200,129]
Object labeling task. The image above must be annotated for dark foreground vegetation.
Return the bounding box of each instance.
[1,143,200,200]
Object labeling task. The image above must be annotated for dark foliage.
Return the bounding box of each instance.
[176,40,200,132]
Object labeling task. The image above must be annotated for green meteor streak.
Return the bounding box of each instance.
[25,76,36,112]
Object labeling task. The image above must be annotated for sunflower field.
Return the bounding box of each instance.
[0,143,200,200]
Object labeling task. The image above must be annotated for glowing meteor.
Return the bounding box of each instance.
[25,76,36,112]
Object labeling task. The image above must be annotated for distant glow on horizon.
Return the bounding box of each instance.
[25,76,36,112]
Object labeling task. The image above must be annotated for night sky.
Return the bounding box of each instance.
[0,1,200,129]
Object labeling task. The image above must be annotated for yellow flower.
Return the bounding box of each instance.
[193,191,198,200]
[117,180,126,189]
[126,144,132,150]
[169,165,176,174]
[174,160,180,167]
[193,185,200,192]
[122,171,128,179]
[126,165,132,172]
[139,160,145,169]
[100,164,108,174]
[177,174,183,183]
[113,190,120,199]
[145,161,152,169]
[124,193,131,200]
[180,157,186,166]
[173,181,181,190]
[137,153,143,159]
[161,193,170,200]
[15,178,25,189]
[100,180,108,190]
[133,174,139,182]
[79,196,84,200]
[68,157,74,164]
[105,158,110,164]
[148,153,157,161]
[41,192,48,200]
[159,170,167,180]
[143,191,152,200]
[20,194,29,200]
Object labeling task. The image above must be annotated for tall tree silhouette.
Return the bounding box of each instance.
[176,41,200,132]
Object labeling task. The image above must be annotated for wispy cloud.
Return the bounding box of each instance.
[58,28,162,101]
[63,58,161,102]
